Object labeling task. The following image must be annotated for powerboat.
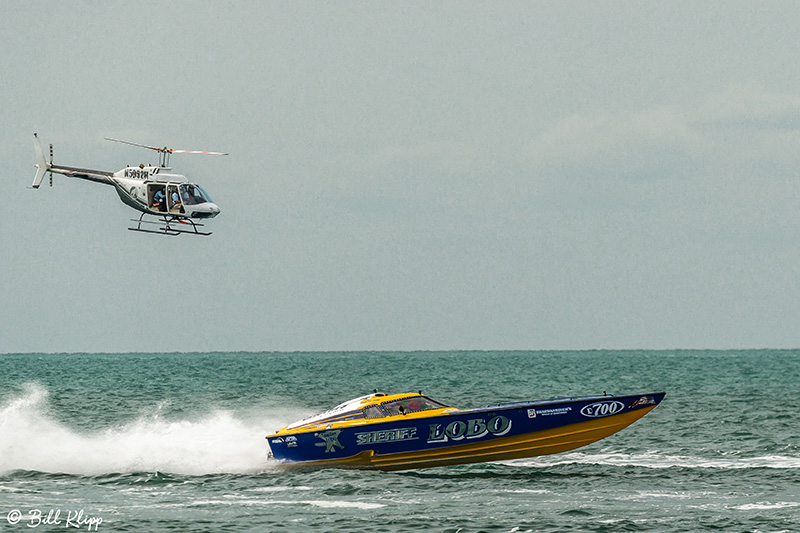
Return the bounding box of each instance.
[266,390,665,471]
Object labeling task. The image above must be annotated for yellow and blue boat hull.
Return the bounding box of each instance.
[267,392,665,471]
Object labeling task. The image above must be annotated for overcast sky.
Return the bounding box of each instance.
[3,1,800,353]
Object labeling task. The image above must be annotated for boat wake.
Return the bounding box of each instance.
[0,383,306,476]
[506,450,800,470]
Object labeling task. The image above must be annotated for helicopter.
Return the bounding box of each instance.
[31,133,225,236]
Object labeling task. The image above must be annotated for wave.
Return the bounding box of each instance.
[0,383,305,476]
[189,499,385,509]
[505,451,800,470]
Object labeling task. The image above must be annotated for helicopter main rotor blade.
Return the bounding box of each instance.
[105,137,227,155]
[169,149,229,156]
[105,137,163,152]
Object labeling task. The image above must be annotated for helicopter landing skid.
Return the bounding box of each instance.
[129,214,212,236]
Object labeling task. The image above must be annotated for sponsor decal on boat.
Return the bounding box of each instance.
[528,406,572,418]
[427,415,512,443]
[355,427,418,446]
[629,396,657,408]
[580,401,624,418]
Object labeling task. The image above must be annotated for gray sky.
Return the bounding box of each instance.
[3,1,800,353]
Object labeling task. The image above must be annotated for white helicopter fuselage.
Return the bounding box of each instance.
[32,134,221,222]
[111,165,220,219]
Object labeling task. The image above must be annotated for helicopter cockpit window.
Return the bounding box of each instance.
[180,184,211,205]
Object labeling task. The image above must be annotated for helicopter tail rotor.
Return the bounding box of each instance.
[31,133,51,189]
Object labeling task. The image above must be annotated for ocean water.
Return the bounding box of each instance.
[0,350,797,532]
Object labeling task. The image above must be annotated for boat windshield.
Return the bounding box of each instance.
[179,183,212,205]
[382,396,448,416]
[363,405,383,419]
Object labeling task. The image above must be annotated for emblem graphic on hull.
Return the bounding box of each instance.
[315,430,345,453]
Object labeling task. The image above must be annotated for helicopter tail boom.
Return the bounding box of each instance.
[31,133,114,187]
[32,133,50,188]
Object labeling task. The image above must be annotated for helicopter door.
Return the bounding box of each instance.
[166,184,184,214]
[148,183,167,212]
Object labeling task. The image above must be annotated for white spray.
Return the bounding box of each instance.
[0,383,307,476]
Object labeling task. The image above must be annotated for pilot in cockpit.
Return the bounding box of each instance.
[171,189,181,211]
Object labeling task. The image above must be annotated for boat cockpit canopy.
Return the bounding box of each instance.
[282,393,451,431]
[379,396,449,417]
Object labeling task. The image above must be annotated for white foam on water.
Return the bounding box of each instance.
[244,486,314,493]
[300,500,385,510]
[190,499,384,509]
[0,383,304,476]
[504,450,800,470]
[735,502,800,511]
[632,490,714,500]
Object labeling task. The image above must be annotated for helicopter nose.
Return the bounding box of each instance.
[190,203,220,219]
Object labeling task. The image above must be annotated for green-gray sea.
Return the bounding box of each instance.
[0,351,798,532]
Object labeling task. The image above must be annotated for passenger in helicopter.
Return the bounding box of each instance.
[152,188,166,211]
